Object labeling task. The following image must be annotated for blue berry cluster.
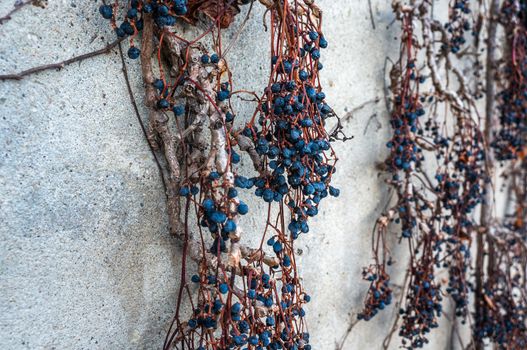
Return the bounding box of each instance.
[444,0,472,54]
[188,258,313,349]
[197,172,248,254]
[474,281,527,347]
[358,266,392,321]
[472,2,527,348]
[443,243,470,318]
[97,0,333,349]
[188,268,313,349]
[385,64,425,174]
[187,162,315,349]
[363,3,527,349]
[428,116,487,318]
[433,135,487,319]
[362,12,469,348]
[493,83,527,161]
[492,2,527,162]
[99,0,188,59]
[399,265,442,349]
[239,27,338,241]
[162,2,335,348]
[362,17,428,328]
[384,59,426,240]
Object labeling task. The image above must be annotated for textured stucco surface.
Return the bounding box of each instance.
[0,1,453,349]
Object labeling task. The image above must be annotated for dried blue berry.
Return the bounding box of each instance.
[128,47,140,59]
[99,5,113,19]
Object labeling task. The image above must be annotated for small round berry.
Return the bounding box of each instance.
[115,27,126,38]
[231,302,242,314]
[283,61,293,73]
[157,98,169,109]
[174,3,188,15]
[166,15,177,26]
[219,283,229,294]
[319,36,328,48]
[202,198,215,212]
[210,211,227,224]
[179,187,190,196]
[127,8,138,18]
[209,171,220,181]
[230,151,240,163]
[127,47,141,59]
[120,21,135,35]
[191,274,200,283]
[223,219,236,233]
[135,19,143,31]
[237,201,249,215]
[99,5,113,19]
[207,275,217,285]
[308,31,319,41]
[157,5,169,15]
[201,54,210,64]
[249,336,258,345]
[210,53,220,63]
[217,90,230,101]
[153,79,164,91]
[173,105,185,116]
[227,188,238,199]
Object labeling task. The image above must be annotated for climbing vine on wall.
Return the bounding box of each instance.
[479,0,527,347]
[1,0,526,349]
[98,0,339,349]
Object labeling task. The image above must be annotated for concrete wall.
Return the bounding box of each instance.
[0,1,453,349]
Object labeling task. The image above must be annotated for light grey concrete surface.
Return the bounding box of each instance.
[0,1,454,349]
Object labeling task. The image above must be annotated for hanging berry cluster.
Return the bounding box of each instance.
[360,1,491,349]
[98,1,339,349]
[240,0,338,241]
[473,0,527,347]
[493,0,527,162]
[99,0,190,59]
[445,0,472,54]
[359,8,424,325]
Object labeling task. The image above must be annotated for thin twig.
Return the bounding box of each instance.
[363,113,380,135]
[328,97,380,136]
[367,0,376,30]
[117,42,168,196]
[335,313,360,350]
[0,0,32,25]
[0,38,123,80]
[223,0,255,57]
